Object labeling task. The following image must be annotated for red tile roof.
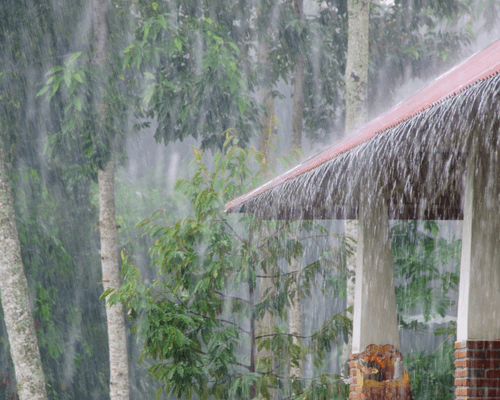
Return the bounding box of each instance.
[225,39,500,213]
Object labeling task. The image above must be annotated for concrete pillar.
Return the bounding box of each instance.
[351,195,400,354]
[457,154,500,342]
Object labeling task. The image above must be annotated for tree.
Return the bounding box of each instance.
[290,0,306,152]
[112,137,350,400]
[37,0,132,396]
[344,0,371,135]
[287,1,307,390]
[123,0,260,151]
[0,0,115,396]
[92,0,130,398]
[0,146,48,400]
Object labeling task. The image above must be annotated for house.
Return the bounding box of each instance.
[226,39,500,399]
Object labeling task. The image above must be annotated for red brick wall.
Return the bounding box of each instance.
[349,354,358,399]
[455,340,500,400]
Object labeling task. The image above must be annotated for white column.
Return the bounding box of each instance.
[352,195,400,354]
[457,155,500,341]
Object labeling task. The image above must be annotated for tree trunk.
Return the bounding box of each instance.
[255,225,277,400]
[344,0,371,134]
[0,146,48,400]
[92,0,130,398]
[289,251,302,383]
[341,0,371,376]
[99,163,130,399]
[291,0,305,152]
[289,0,305,387]
[257,38,276,176]
[291,56,305,151]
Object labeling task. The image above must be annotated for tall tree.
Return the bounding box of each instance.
[257,37,277,175]
[288,0,306,389]
[344,0,371,134]
[290,0,306,152]
[0,146,48,400]
[92,0,130,398]
[112,140,348,400]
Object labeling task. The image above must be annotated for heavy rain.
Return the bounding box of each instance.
[1,0,500,399]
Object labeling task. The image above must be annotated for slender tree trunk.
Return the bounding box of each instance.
[289,0,305,387]
[291,56,305,151]
[99,163,129,399]
[92,0,130,398]
[255,30,278,399]
[257,38,276,175]
[255,225,277,400]
[341,0,371,375]
[0,146,48,400]
[289,251,302,382]
[344,0,371,134]
[291,0,305,152]
[249,274,256,399]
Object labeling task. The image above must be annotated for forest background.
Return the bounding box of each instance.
[0,0,499,399]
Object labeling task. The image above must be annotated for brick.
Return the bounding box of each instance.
[456,359,500,368]
[349,385,357,392]
[456,350,484,359]
[456,341,466,350]
[352,377,357,385]
[455,378,500,387]
[485,369,500,378]
[464,341,500,349]
[349,354,358,360]
[349,369,357,376]
[349,392,357,399]
[486,388,500,397]
[349,361,357,368]
[457,398,500,400]
[455,368,486,378]
[455,387,485,396]
[456,398,500,400]
[486,350,500,358]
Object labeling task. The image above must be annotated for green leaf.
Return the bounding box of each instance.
[63,69,71,88]
[46,66,64,75]
[143,85,155,106]
[158,14,168,30]
[228,42,240,53]
[73,72,83,83]
[69,52,82,62]
[174,37,182,52]
[36,85,50,98]
[100,288,114,300]
[74,97,82,111]
[237,98,246,114]
[142,25,150,44]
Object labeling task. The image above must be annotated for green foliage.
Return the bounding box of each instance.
[406,336,456,400]
[9,165,109,400]
[369,0,475,113]
[392,221,460,331]
[112,138,349,399]
[38,50,128,183]
[123,3,260,150]
[391,220,460,399]
[0,0,114,397]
